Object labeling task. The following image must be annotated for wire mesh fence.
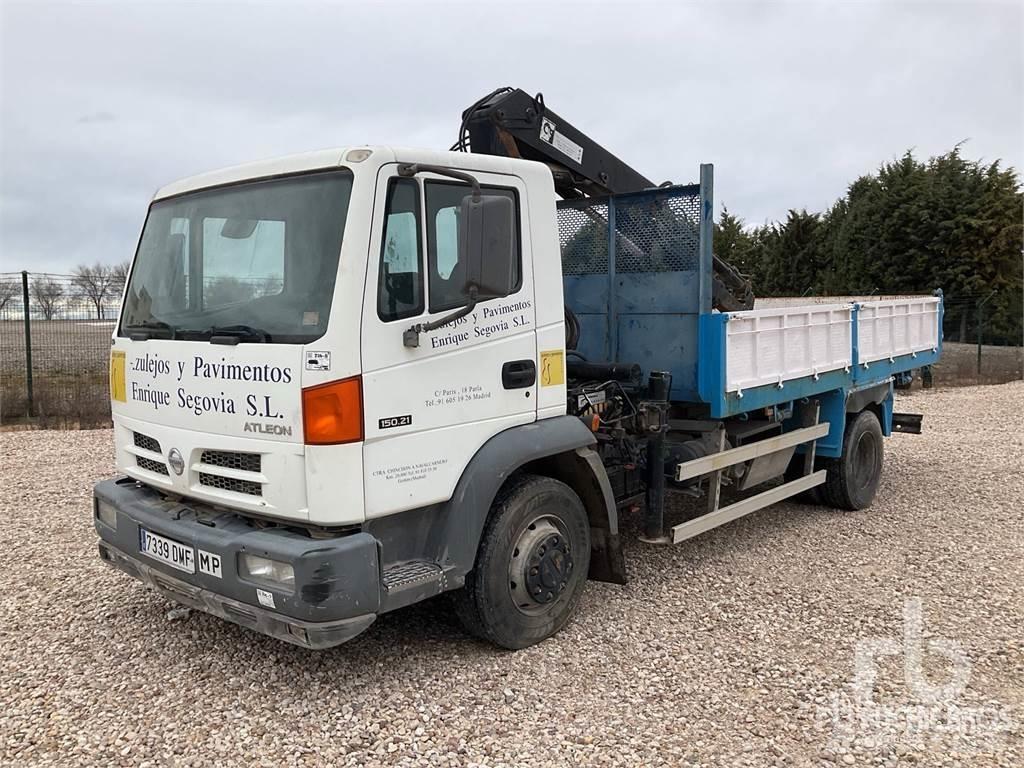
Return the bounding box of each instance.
[1,272,122,427]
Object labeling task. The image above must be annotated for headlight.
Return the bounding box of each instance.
[96,499,117,529]
[239,553,295,591]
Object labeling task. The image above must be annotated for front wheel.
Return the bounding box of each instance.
[821,409,884,511]
[452,474,591,649]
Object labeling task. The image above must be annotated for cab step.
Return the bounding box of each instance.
[379,560,451,613]
[382,560,444,591]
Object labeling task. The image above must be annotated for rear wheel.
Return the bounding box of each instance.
[820,409,884,511]
[452,474,590,649]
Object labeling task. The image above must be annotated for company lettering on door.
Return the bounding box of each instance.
[427,299,533,350]
[125,352,292,420]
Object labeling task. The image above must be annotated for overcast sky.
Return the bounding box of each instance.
[1,0,1021,274]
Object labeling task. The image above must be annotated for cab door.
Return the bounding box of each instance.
[360,164,537,518]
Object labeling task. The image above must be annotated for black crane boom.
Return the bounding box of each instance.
[456,87,754,311]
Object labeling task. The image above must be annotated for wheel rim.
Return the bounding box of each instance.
[852,429,878,489]
[508,514,574,615]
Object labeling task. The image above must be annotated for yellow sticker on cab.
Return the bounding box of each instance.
[540,349,564,387]
[110,350,126,402]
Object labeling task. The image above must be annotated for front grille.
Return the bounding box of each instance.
[133,431,161,454]
[199,472,262,496]
[200,450,261,473]
[137,456,169,475]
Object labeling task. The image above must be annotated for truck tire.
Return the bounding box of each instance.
[820,410,884,511]
[451,473,591,649]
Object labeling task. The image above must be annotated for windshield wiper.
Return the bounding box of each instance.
[124,320,176,341]
[206,325,271,345]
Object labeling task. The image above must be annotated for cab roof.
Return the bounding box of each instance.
[152,146,550,200]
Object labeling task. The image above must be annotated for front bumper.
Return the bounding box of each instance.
[94,477,380,649]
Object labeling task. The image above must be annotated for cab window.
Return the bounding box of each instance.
[377,179,423,322]
[424,181,520,312]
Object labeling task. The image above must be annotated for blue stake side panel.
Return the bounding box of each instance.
[697,307,942,421]
[850,294,944,385]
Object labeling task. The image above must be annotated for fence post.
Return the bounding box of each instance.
[976,302,983,377]
[21,270,34,417]
[976,290,997,378]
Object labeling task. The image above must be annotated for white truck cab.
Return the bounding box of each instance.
[108,147,566,526]
[95,147,604,649]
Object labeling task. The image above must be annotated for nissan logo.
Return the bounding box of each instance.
[167,448,185,476]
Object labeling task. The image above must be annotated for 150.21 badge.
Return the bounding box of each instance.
[378,414,412,430]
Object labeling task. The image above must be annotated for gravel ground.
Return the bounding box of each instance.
[1,382,1021,767]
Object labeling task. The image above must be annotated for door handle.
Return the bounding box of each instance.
[502,360,536,389]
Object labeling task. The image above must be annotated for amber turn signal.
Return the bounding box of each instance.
[302,376,364,445]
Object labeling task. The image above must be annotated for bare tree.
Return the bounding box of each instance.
[32,277,65,320]
[0,278,18,313]
[110,260,131,294]
[72,263,114,319]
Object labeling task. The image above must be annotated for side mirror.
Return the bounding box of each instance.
[458,193,516,300]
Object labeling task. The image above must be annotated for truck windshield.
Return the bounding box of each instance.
[120,170,353,344]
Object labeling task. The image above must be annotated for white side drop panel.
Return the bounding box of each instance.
[857,297,940,364]
[725,304,853,393]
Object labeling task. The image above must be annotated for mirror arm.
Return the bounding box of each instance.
[403,286,479,348]
[397,163,481,202]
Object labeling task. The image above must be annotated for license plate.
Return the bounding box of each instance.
[139,527,195,573]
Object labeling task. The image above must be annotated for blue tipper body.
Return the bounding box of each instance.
[558,163,942,459]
